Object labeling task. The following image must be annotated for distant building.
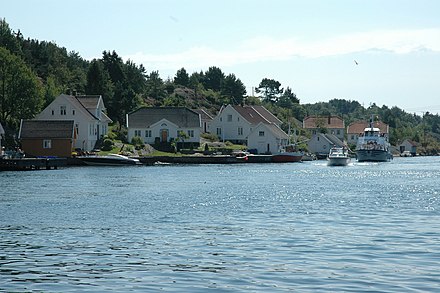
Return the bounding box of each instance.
[303,115,345,141]
[399,139,418,155]
[36,94,112,151]
[347,120,389,146]
[126,107,201,147]
[19,120,76,157]
[210,104,282,144]
[247,122,289,154]
[303,115,345,155]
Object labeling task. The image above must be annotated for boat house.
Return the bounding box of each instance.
[19,120,76,157]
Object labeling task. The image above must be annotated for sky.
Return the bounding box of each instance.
[2,0,440,114]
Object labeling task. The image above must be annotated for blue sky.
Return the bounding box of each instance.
[3,0,440,113]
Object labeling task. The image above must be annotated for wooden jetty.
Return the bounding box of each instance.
[0,157,67,171]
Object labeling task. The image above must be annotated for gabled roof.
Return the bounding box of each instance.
[193,109,213,121]
[76,95,101,109]
[19,120,75,139]
[400,139,418,146]
[347,120,389,134]
[49,94,111,123]
[231,105,281,125]
[303,116,345,129]
[128,107,201,128]
[262,123,289,139]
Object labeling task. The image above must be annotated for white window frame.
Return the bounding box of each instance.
[43,139,52,149]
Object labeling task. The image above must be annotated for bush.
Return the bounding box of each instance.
[201,132,219,142]
[101,138,114,151]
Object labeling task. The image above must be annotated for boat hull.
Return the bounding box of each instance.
[78,156,141,166]
[327,157,350,166]
[356,150,391,162]
[272,153,302,162]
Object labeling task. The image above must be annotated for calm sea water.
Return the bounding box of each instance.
[1,157,440,292]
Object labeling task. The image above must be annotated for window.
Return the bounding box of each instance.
[227,114,232,122]
[259,131,265,137]
[51,110,54,115]
[75,124,79,135]
[238,127,243,136]
[187,130,194,137]
[60,105,66,115]
[134,130,142,137]
[337,130,340,135]
[72,109,75,115]
[217,128,222,135]
[43,140,52,149]
[145,130,152,138]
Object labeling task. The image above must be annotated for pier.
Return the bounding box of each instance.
[0,158,67,171]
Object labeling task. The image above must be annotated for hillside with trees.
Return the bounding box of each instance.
[1,19,439,154]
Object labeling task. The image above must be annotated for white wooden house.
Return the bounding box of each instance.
[210,104,282,144]
[36,94,112,151]
[126,107,201,147]
[307,133,345,157]
[247,122,289,154]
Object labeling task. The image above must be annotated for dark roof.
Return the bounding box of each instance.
[128,107,201,128]
[19,120,75,139]
[232,105,281,125]
[193,109,213,121]
[303,116,345,129]
[76,95,101,109]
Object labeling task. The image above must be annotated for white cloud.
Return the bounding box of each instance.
[124,28,440,71]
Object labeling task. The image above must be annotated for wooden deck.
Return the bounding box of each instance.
[0,158,67,171]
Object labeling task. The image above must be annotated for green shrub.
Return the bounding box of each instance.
[101,138,114,151]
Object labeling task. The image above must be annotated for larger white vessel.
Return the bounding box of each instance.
[356,116,392,162]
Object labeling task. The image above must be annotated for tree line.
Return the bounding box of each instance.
[1,18,440,153]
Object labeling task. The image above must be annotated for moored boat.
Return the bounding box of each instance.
[356,116,392,162]
[272,144,303,162]
[327,146,350,166]
[77,154,141,166]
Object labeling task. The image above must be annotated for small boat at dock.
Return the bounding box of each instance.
[272,144,303,162]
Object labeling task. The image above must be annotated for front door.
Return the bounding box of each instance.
[160,129,169,142]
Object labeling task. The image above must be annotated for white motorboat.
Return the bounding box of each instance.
[327,147,350,166]
[77,154,141,166]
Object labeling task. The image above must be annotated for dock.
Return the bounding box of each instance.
[0,157,67,171]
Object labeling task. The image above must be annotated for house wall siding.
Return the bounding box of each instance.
[209,105,251,143]
[247,125,283,154]
[36,95,109,151]
[21,139,73,157]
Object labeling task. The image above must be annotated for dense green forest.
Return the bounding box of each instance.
[1,19,440,153]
